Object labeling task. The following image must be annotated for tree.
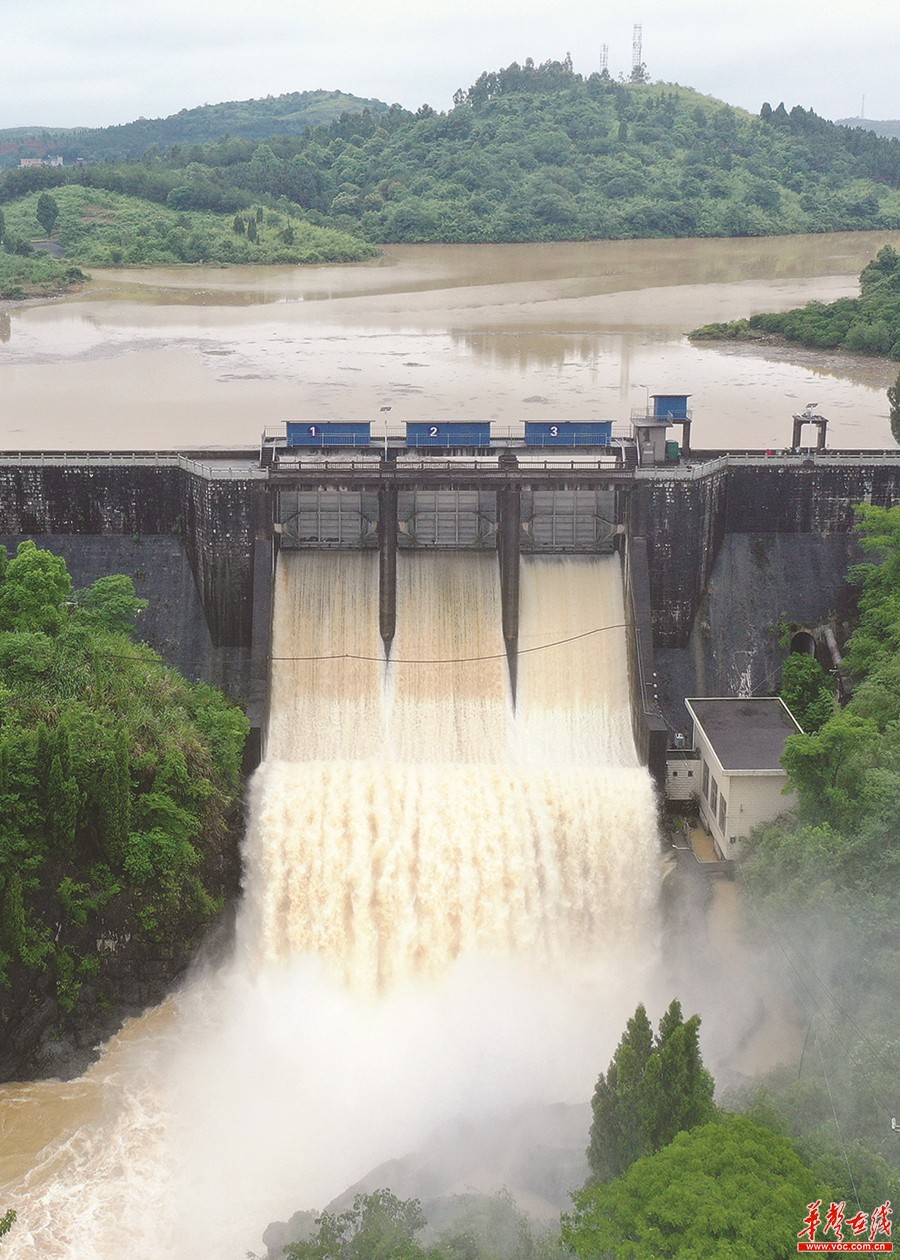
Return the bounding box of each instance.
[0,542,249,1070]
[285,1190,430,1260]
[0,539,71,634]
[780,652,836,732]
[36,191,59,236]
[587,1003,653,1180]
[74,574,147,637]
[0,1208,15,1239]
[641,1002,717,1151]
[587,1000,715,1182]
[98,737,132,862]
[889,369,900,445]
[45,751,79,850]
[563,1114,825,1260]
[781,709,882,828]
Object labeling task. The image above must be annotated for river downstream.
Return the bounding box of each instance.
[2,230,899,451]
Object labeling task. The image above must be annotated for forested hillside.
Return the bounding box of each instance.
[0,90,390,167]
[0,184,377,280]
[98,59,900,244]
[4,59,900,271]
[738,504,900,1207]
[0,543,248,1077]
[288,68,900,243]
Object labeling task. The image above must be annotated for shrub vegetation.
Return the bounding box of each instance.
[691,244,900,359]
[1,184,378,269]
[0,542,248,1035]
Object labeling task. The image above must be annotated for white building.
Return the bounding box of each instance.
[685,697,802,859]
[18,156,63,168]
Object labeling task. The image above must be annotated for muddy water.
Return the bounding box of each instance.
[2,231,900,451]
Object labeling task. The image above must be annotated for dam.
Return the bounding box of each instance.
[1,411,899,778]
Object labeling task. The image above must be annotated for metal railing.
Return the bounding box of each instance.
[2,447,897,481]
[630,407,692,422]
[0,452,269,480]
[725,450,900,466]
[634,456,729,480]
[635,450,900,480]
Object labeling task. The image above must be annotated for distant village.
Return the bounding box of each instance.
[18,155,65,168]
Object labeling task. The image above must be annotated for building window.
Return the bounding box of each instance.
[702,762,709,799]
[687,770,694,778]
[710,779,718,816]
[718,794,727,832]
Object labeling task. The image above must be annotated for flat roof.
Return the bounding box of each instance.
[685,698,802,772]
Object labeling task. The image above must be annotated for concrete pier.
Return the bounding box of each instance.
[497,484,521,697]
[378,485,398,650]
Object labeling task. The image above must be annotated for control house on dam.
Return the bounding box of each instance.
[1,395,899,790]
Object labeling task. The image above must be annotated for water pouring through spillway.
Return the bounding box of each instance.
[0,551,660,1260]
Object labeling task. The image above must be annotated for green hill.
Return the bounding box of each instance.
[5,62,900,259]
[161,64,900,244]
[0,184,376,294]
[0,90,391,167]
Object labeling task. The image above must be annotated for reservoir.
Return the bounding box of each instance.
[2,230,900,451]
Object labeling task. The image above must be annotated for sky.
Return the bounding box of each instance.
[1,0,897,132]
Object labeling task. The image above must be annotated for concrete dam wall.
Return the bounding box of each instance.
[1,451,899,773]
[0,458,267,704]
[630,455,900,736]
[630,455,900,646]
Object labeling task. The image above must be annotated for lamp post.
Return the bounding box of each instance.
[379,405,391,458]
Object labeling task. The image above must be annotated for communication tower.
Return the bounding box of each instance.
[632,24,643,77]
[600,43,609,75]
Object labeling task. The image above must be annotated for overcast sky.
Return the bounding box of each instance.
[1,0,896,131]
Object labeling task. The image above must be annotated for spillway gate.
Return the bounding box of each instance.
[271,465,627,666]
